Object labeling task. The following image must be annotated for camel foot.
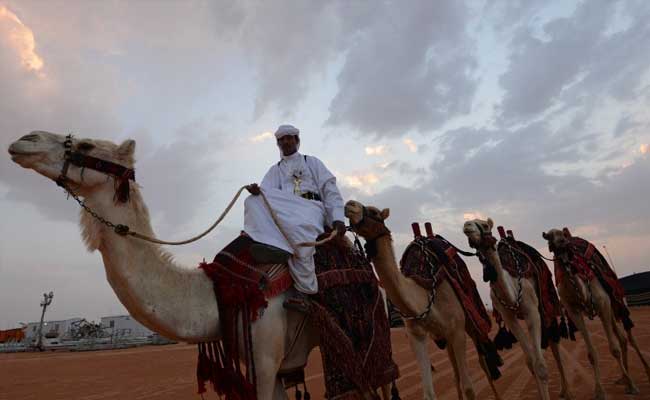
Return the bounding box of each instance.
[559,389,574,400]
[594,386,607,400]
[614,376,627,385]
[625,384,640,395]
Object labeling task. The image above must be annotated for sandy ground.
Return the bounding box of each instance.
[2,308,650,400]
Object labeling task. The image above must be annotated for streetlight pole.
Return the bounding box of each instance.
[35,291,54,351]
[602,245,617,275]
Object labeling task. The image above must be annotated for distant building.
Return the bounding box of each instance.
[0,328,25,343]
[620,271,650,306]
[23,318,83,345]
[100,315,154,338]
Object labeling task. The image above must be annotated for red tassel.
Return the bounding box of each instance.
[114,178,130,203]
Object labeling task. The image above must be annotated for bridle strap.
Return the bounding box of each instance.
[56,134,135,202]
[56,134,74,188]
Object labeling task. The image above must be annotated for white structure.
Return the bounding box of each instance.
[101,315,154,339]
[23,318,83,344]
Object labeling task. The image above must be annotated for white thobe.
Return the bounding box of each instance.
[244,152,345,293]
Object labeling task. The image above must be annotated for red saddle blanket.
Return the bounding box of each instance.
[400,235,502,379]
[496,238,562,346]
[554,236,633,330]
[312,237,399,399]
[196,234,399,399]
[196,235,293,399]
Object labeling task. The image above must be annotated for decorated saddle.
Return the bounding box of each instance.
[196,233,399,400]
[312,235,399,399]
[400,229,502,380]
[554,236,633,330]
[197,235,294,399]
[494,234,563,348]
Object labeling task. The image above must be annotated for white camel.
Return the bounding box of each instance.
[8,131,391,400]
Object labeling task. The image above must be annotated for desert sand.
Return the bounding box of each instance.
[2,308,649,399]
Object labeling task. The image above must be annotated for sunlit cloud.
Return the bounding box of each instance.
[641,143,649,155]
[403,138,417,153]
[340,172,380,194]
[250,131,273,143]
[365,145,387,156]
[463,212,484,221]
[0,5,44,77]
[572,224,606,238]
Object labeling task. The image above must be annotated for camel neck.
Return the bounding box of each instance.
[371,234,426,316]
[84,186,219,342]
[483,246,518,305]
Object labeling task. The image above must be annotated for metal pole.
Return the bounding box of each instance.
[602,245,617,274]
[35,291,54,351]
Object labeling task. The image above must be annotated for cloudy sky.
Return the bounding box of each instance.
[1,0,649,329]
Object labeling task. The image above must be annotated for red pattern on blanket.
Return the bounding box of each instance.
[312,236,399,398]
[496,239,562,346]
[196,235,293,399]
[554,236,633,330]
[400,235,502,379]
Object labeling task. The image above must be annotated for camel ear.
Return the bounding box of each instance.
[542,232,548,240]
[487,217,494,230]
[117,139,136,156]
[380,208,390,220]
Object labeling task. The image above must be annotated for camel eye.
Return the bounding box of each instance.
[77,142,95,152]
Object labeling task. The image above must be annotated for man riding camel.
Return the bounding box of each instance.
[244,124,346,312]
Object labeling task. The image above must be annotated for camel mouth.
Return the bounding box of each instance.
[8,148,39,160]
[343,204,357,217]
[462,224,478,235]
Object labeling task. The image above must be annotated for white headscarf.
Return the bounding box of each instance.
[275,124,300,154]
[274,124,300,139]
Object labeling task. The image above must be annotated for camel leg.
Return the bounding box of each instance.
[446,344,463,400]
[566,307,606,400]
[405,321,436,399]
[611,319,630,385]
[273,378,289,400]
[380,383,390,400]
[550,341,574,400]
[477,351,502,400]
[599,303,639,394]
[500,310,535,372]
[625,327,650,383]
[449,330,475,400]
[523,304,551,400]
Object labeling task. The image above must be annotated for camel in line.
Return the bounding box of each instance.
[544,228,650,399]
[345,200,500,400]
[463,218,572,400]
[8,131,391,400]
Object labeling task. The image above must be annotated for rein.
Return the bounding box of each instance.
[55,135,338,248]
[469,223,523,313]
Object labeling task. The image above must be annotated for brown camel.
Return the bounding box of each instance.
[543,228,650,399]
[463,218,572,400]
[345,200,501,400]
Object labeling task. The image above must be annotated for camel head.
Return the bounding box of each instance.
[8,131,136,199]
[462,217,497,250]
[542,228,571,253]
[344,200,390,240]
